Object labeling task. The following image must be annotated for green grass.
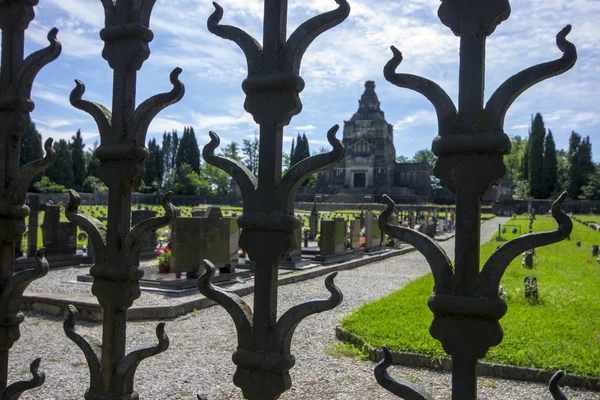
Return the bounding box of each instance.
[341,215,600,378]
[574,214,600,224]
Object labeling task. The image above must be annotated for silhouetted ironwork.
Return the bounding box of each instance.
[376,1,577,399]
[62,1,184,398]
[200,1,349,398]
[0,1,61,397]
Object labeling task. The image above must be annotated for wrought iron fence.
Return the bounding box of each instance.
[0,0,578,399]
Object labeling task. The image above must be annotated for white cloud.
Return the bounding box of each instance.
[293,125,316,132]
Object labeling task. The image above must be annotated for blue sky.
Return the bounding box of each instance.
[26,0,599,161]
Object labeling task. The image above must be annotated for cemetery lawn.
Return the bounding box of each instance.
[341,215,600,378]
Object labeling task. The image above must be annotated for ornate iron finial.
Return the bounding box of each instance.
[0,0,60,396]
[201,2,348,398]
[379,2,576,397]
[65,1,183,398]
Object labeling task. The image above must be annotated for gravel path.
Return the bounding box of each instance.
[11,217,600,399]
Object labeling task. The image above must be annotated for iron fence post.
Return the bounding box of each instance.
[376,0,577,399]
[0,1,60,397]
[200,1,349,398]
[63,1,184,398]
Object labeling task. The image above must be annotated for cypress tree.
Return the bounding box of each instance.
[46,139,74,187]
[71,129,86,189]
[579,136,594,190]
[567,131,582,199]
[290,138,295,162]
[541,130,557,198]
[20,123,44,167]
[145,138,163,190]
[175,126,200,174]
[528,113,545,198]
[300,133,310,159]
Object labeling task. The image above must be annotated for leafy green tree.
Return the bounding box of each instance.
[71,129,86,189]
[20,123,44,190]
[20,123,43,166]
[396,155,410,163]
[541,130,557,199]
[290,133,310,167]
[162,130,179,188]
[581,164,600,200]
[145,138,163,191]
[86,141,100,178]
[555,149,569,195]
[33,176,67,193]
[412,149,437,166]
[528,113,545,198]
[205,164,230,196]
[46,139,74,188]
[221,141,242,162]
[173,163,209,195]
[566,131,594,199]
[242,134,259,176]
[82,176,108,193]
[175,126,200,174]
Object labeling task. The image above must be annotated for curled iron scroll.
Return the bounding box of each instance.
[374,346,434,400]
[203,131,258,204]
[133,67,185,143]
[17,28,62,99]
[379,195,454,295]
[65,189,107,264]
[384,46,457,135]
[478,192,572,297]
[198,260,253,348]
[275,272,342,354]
[115,323,169,395]
[549,371,568,400]
[124,191,176,267]
[70,80,112,138]
[283,0,350,73]
[485,25,577,131]
[278,125,344,210]
[12,138,56,206]
[208,2,263,75]
[0,358,45,400]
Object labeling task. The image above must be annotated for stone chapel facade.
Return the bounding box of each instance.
[315,81,432,203]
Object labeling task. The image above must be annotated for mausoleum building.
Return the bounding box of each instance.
[315,81,432,203]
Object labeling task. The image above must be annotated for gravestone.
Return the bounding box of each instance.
[280,225,312,270]
[418,217,436,238]
[314,219,354,264]
[522,250,533,269]
[349,220,361,251]
[359,210,365,228]
[320,219,346,255]
[576,241,581,247]
[364,211,383,252]
[171,207,240,276]
[27,194,40,257]
[42,205,77,255]
[170,217,203,276]
[309,211,319,240]
[409,211,415,229]
[593,244,599,257]
[191,209,205,217]
[132,209,158,258]
[524,276,538,303]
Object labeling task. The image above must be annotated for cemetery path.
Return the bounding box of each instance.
[13,217,600,399]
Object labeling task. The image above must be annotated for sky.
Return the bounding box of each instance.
[26,0,599,161]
